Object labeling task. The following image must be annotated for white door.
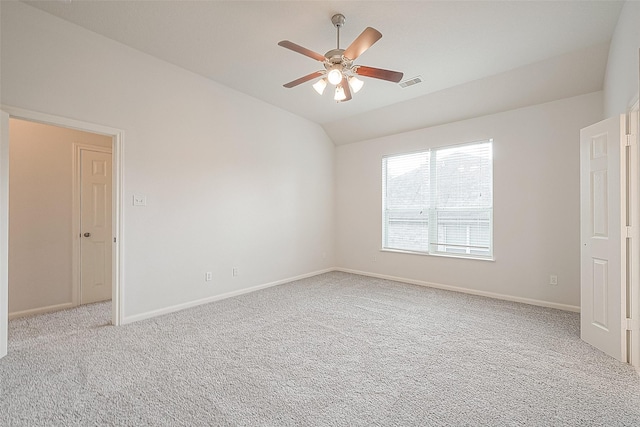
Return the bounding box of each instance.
[580,115,626,362]
[80,149,112,304]
[0,110,9,359]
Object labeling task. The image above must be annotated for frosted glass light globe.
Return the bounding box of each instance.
[327,68,343,85]
[312,78,327,95]
[349,76,364,93]
[334,85,346,101]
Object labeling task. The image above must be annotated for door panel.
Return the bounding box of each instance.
[591,169,608,236]
[80,150,112,304]
[591,258,608,328]
[580,115,626,362]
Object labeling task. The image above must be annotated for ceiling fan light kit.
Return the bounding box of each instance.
[313,78,328,95]
[278,13,403,103]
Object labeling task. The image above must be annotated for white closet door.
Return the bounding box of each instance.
[580,115,626,362]
[80,149,112,304]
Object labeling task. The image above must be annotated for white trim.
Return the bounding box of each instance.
[335,268,581,313]
[122,268,334,325]
[112,131,124,326]
[0,110,9,359]
[9,303,75,320]
[2,106,123,137]
[72,144,112,308]
[380,248,495,262]
[630,100,640,367]
[2,105,125,327]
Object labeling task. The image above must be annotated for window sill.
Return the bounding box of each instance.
[380,248,495,262]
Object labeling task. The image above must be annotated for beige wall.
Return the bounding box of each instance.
[9,118,111,315]
[336,92,603,309]
[2,2,336,322]
[603,0,640,116]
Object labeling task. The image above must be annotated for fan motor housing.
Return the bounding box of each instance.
[325,49,345,64]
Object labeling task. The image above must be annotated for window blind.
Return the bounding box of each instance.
[382,151,430,252]
[382,140,493,259]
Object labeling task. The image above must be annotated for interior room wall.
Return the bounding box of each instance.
[335,92,603,309]
[604,0,640,116]
[1,1,335,322]
[8,119,111,316]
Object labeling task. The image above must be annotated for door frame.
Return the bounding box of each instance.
[1,110,9,359]
[630,98,640,368]
[1,105,125,330]
[72,144,113,307]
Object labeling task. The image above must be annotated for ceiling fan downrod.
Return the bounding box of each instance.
[331,14,346,49]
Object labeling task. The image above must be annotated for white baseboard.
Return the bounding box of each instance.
[335,268,580,313]
[9,302,75,320]
[123,266,579,325]
[122,268,335,325]
[9,268,578,324]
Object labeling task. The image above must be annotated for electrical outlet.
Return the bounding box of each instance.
[205,272,212,281]
[549,275,558,286]
[132,194,147,206]
[232,267,238,277]
[372,256,377,263]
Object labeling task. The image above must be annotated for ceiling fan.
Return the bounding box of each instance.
[278,14,404,102]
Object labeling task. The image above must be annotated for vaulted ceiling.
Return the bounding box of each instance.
[24,1,623,144]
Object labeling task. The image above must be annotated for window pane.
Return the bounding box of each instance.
[434,210,491,256]
[435,142,492,209]
[384,152,429,210]
[385,210,428,252]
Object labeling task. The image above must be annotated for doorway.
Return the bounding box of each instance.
[8,119,113,317]
[0,107,123,359]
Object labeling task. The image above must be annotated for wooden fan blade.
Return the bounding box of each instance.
[355,66,404,83]
[343,27,382,60]
[278,40,326,62]
[340,76,352,102]
[283,71,324,88]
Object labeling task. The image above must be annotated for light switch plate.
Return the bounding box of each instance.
[133,194,147,206]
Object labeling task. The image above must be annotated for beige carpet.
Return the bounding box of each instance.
[2,271,640,426]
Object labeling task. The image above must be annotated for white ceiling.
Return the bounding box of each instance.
[24,0,623,144]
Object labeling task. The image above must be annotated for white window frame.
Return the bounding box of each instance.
[382,139,493,261]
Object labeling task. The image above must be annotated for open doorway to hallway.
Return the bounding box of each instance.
[8,118,113,319]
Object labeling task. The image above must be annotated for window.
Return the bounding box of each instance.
[382,140,493,259]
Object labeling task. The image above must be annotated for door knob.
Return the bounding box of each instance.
[83,232,91,237]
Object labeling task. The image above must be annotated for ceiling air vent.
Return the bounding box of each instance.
[399,76,422,88]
